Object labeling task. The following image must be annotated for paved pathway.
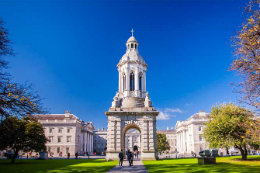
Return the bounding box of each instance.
[107,158,148,173]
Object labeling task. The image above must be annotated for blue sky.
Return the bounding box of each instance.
[0,0,249,130]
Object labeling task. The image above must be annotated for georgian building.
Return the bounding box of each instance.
[157,128,177,152]
[33,111,94,156]
[93,128,107,154]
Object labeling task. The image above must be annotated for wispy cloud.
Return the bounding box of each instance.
[157,112,170,120]
[185,103,192,107]
[156,108,182,120]
[164,108,182,113]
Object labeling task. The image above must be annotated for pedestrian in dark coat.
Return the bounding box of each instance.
[127,150,132,166]
[118,149,124,167]
[67,153,70,159]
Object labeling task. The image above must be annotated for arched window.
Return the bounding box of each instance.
[131,43,133,48]
[139,74,142,91]
[123,73,126,90]
[130,72,135,91]
[135,44,137,49]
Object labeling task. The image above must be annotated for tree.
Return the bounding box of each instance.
[157,133,170,152]
[0,82,44,119]
[0,18,45,120]
[0,18,14,82]
[230,0,260,110]
[0,116,48,163]
[203,103,260,160]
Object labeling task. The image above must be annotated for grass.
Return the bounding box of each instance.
[143,155,260,173]
[0,159,118,173]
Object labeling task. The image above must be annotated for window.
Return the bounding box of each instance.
[131,43,133,48]
[58,136,62,143]
[67,128,70,133]
[57,147,60,153]
[199,126,202,131]
[200,146,203,151]
[66,147,69,154]
[128,44,130,49]
[59,128,62,133]
[123,73,126,90]
[49,128,53,133]
[130,72,135,91]
[135,44,137,49]
[48,147,51,153]
[139,74,142,91]
[67,136,71,143]
[48,136,53,143]
[199,134,203,141]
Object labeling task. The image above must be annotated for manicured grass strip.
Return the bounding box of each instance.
[0,159,118,173]
[143,156,260,173]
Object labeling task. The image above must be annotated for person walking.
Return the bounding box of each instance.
[118,149,124,167]
[75,152,78,159]
[130,152,134,166]
[67,152,70,159]
[127,150,132,166]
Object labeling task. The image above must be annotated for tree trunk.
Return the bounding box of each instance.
[11,150,18,164]
[238,146,247,160]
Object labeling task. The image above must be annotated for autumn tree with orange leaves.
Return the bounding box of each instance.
[0,18,45,119]
[231,0,260,110]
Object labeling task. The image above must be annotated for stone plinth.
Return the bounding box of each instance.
[198,157,216,164]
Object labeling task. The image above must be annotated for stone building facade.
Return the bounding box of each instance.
[105,31,159,160]
[33,111,94,156]
[93,128,107,154]
[175,110,210,155]
[157,129,177,153]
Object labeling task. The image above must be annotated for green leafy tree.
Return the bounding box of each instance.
[0,116,48,163]
[157,133,170,152]
[203,103,260,160]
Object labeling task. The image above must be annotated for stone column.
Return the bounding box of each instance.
[143,71,146,92]
[125,69,130,97]
[91,133,93,153]
[119,70,122,93]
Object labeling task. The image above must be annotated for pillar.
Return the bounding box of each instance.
[143,71,146,92]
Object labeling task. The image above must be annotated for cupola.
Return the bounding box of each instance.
[126,29,139,50]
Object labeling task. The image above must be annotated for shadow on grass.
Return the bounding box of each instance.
[145,162,260,173]
[0,159,118,173]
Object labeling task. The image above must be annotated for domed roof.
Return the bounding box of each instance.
[119,49,145,64]
[127,36,138,43]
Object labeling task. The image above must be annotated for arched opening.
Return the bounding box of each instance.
[139,73,142,91]
[122,124,141,159]
[130,72,135,91]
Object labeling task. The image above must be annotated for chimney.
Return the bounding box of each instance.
[167,126,169,130]
[65,110,70,118]
[98,128,100,131]
[102,127,105,131]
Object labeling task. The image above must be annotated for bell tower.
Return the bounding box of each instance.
[105,30,159,161]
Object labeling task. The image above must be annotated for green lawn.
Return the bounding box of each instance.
[0,159,118,173]
[143,155,260,173]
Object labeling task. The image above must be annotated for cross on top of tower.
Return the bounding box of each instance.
[131,28,134,36]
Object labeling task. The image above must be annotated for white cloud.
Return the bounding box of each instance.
[157,112,170,120]
[165,108,183,113]
[156,108,181,120]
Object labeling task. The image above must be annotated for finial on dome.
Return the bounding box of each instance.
[131,28,134,36]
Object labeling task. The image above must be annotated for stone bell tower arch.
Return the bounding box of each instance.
[105,30,159,161]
